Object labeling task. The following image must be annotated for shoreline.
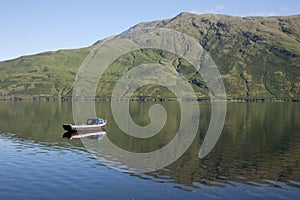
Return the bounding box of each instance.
[1,95,300,102]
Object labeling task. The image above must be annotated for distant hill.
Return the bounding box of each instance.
[1,13,300,100]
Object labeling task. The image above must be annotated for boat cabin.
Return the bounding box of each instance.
[87,118,105,125]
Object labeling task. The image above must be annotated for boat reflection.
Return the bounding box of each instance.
[63,131,106,140]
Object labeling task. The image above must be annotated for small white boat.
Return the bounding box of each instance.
[63,118,107,132]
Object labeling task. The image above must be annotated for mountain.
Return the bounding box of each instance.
[1,13,300,100]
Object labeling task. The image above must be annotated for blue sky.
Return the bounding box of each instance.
[0,0,299,61]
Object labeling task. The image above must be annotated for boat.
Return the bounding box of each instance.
[63,118,107,132]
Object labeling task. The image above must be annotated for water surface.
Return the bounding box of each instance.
[0,101,300,199]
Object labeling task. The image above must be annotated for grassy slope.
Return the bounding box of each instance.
[96,48,209,100]
[0,47,92,97]
[0,13,300,100]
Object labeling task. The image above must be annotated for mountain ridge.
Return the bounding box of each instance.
[1,12,300,100]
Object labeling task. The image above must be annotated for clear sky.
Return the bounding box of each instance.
[0,0,299,61]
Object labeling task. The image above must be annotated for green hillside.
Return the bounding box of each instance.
[1,13,300,100]
[0,47,92,99]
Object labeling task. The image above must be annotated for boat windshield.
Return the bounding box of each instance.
[87,118,98,125]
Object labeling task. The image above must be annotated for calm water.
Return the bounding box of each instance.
[0,101,300,199]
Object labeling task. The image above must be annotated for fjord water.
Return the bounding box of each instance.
[0,102,300,199]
